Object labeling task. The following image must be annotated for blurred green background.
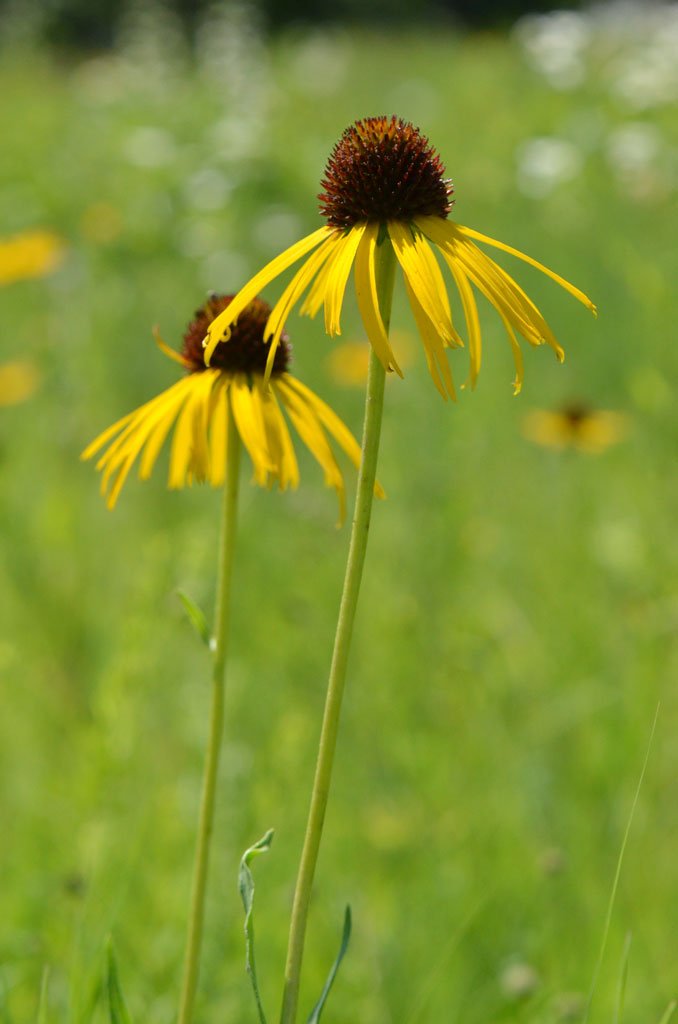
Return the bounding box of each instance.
[1,2,677,1022]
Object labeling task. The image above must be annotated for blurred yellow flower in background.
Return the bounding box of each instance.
[326,330,415,387]
[0,360,42,407]
[522,402,628,453]
[0,229,65,285]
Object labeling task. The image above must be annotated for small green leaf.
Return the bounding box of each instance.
[306,905,352,1024]
[659,1002,677,1024]
[238,830,274,1024]
[36,967,50,1024]
[176,589,210,646]
[105,938,132,1024]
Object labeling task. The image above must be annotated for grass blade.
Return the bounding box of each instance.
[659,1001,677,1024]
[36,967,50,1024]
[105,938,132,1024]
[238,829,274,1024]
[582,704,660,1024]
[306,906,352,1024]
[613,932,632,1024]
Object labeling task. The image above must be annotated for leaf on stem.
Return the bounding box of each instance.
[306,905,352,1024]
[238,829,274,1024]
[105,938,132,1024]
[176,589,211,647]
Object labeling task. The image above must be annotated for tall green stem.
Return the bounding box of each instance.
[178,401,241,1024]
[280,238,397,1024]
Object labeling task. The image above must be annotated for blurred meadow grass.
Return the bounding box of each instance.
[1,5,677,1022]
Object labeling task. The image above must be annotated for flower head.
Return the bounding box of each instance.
[522,402,628,453]
[82,294,376,522]
[203,115,596,399]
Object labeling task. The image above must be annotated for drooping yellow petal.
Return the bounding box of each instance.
[443,258,482,389]
[324,224,367,337]
[168,370,216,488]
[263,233,340,382]
[153,325,192,367]
[387,221,455,343]
[299,231,346,320]
[354,223,402,377]
[208,377,230,486]
[256,379,299,490]
[497,312,524,395]
[454,223,597,315]
[280,376,385,500]
[229,374,273,484]
[203,226,333,364]
[274,376,346,523]
[402,277,455,401]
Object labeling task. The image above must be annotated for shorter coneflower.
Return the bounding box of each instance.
[203,116,596,399]
[82,294,376,522]
[0,229,65,285]
[522,402,628,453]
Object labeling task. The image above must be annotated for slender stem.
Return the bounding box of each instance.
[178,400,241,1024]
[280,237,397,1024]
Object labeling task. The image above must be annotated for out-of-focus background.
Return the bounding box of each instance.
[1,1,677,1021]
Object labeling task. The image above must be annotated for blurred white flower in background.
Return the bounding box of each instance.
[514,10,591,89]
[515,136,584,198]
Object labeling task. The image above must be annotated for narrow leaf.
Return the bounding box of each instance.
[583,704,659,1023]
[613,932,632,1024]
[238,829,274,1024]
[37,967,50,1024]
[105,938,132,1024]
[176,589,210,646]
[659,1002,677,1024]
[306,906,352,1024]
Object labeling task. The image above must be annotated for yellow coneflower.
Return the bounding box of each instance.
[82,294,376,522]
[522,402,628,453]
[203,115,596,399]
[0,229,64,285]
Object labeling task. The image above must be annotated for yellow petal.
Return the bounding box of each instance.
[229,374,273,484]
[208,377,230,486]
[387,221,455,342]
[402,277,455,401]
[443,259,482,389]
[281,375,385,500]
[263,233,339,383]
[354,223,402,377]
[455,223,597,315]
[497,312,524,394]
[324,224,367,337]
[153,325,192,367]
[274,376,346,523]
[203,226,333,364]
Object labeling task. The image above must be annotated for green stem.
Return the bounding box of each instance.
[279,237,397,1024]
[178,401,241,1024]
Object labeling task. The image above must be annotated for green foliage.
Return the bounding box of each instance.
[105,940,131,1024]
